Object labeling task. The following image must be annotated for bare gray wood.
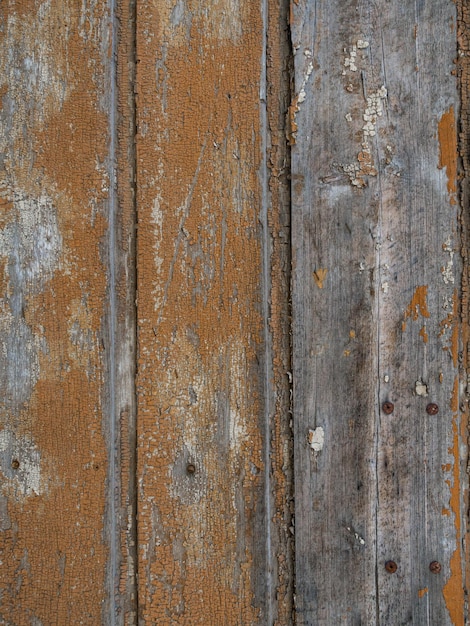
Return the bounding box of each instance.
[291,1,466,624]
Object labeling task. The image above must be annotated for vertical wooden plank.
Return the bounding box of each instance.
[457,2,470,619]
[374,4,463,624]
[0,1,136,622]
[291,0,466,623]
[291,1,379,622]
[135,0,292,622]
[114,0,138,622]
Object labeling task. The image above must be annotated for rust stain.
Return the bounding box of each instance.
[442,377,464,626]
[313,268,328,289]
[418,587,428,599]
[442,507,451,516]
[438,107,458,205]
[402,285,430,331]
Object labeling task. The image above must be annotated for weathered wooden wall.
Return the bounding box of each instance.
[291,0,468,624]
[0,0,468,624]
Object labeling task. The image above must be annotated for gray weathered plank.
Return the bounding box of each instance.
[291,0,466,623]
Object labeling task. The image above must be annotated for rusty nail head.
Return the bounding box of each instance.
[385,560,397,573]
[426,403,439,415]
[430,561,441,574]
[382,402,394,415]
[186,463,196,475]
[11,459,19,470]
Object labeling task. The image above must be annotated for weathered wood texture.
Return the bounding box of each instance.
[291,1,467,624]
[0,0,136,623]
[135,0,292,624]
[458,3,470,620]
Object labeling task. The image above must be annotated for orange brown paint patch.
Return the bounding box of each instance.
[402,285,430,332]
[438,107,458,205]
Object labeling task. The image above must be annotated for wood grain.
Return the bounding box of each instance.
[0,0,136,623]
[135,0,292,623]
[291,0,466,623]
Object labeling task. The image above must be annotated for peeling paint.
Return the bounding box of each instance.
[402,285,430,331]
[288,60,313,145]
[442,378,464,625]
[439,290,459,367]
[442,237,455,285]
[438,107,457,205]
[341,86,387,187]
[415,379,428,397]
[419,326,429,344]
[313,268,327,289]
[308,427,324,452]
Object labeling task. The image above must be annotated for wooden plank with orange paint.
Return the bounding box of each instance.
[135,0,292,623]
[291,0,467,623]
[0,0,136,623]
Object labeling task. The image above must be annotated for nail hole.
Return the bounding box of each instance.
[11,459,20,470]
[186,463,196,475]
[385,560,397,573]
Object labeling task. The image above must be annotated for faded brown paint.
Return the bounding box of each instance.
[135,0,282,622]
[0,0,115,621]
[402,285,431,331]
[442,378,464,626]
[419,326,429,344]
[438,107,458,205]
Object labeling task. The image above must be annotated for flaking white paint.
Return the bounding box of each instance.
[308,426,324,452]
[442,237,455,285]
[415,379,428,397]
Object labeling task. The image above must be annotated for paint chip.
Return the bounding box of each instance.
[441,237,455,285]
[313,268,328,289]
[346,525,366,545]
[415,379,428,397]
[308,427,325,452]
